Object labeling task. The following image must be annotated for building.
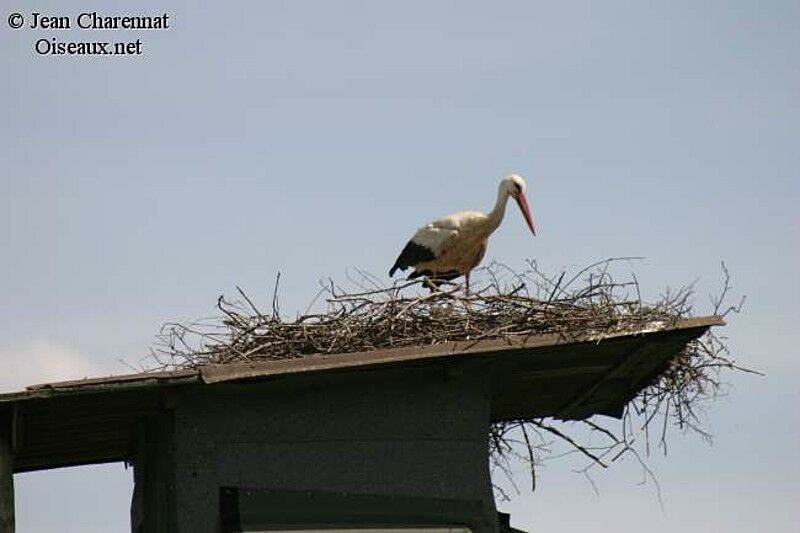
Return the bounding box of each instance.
[0,316,722,533]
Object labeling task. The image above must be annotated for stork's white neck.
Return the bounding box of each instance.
[486,186,512,233]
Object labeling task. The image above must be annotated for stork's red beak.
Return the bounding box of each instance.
[515,193,536,236]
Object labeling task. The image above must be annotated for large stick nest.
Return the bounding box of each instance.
[149,258,754,496]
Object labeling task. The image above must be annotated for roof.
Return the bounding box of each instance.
[0,316,722,473]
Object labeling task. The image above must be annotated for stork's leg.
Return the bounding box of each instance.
[464,270,473,313]
[423,277,437,292]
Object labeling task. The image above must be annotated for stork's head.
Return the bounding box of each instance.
[500,174,536,236]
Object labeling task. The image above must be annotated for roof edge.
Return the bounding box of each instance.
[0,315,724,402]
[200,315,724,384]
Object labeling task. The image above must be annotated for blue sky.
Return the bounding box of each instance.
[1,1,798,531]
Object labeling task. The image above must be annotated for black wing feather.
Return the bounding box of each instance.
[389,240,436,276]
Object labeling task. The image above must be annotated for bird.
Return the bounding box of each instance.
[389,173,536,296]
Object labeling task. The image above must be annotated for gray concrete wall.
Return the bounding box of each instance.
[169,361,498,533]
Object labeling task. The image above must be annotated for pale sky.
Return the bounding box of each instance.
[2,1,798,531]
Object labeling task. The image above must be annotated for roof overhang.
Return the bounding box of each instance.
[0,315,722,473]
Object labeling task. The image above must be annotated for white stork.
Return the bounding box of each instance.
[389,174,536,296]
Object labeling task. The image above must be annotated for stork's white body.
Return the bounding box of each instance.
[389,174,536,294]
[409,211,491,276]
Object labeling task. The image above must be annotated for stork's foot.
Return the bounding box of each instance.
[423,277,459,294]
[423,278,441,292]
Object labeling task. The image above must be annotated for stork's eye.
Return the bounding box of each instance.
[514,183,523,195]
